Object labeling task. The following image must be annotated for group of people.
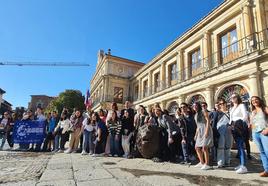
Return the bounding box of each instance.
[0,94,268,177]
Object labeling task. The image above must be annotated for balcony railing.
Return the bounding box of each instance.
[91,94,134,107]
[133,28,268,101]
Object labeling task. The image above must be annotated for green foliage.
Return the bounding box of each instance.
[46,89,85,114]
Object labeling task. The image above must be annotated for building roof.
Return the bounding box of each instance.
[3,99,12,107]
[0,88,6,94]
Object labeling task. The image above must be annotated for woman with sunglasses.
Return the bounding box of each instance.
[250,96,268,177]
[215,98,233,168]
[229,93,248,174]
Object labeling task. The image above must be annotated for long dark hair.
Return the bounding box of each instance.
[194,102,205,123]
[109,110,119,122]
[111,102,118,111]
[251,96,268,120]
[92,112,101,123]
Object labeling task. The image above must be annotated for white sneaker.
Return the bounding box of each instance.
[236,166,248,174]
[234,165,241,171]
[64,149,72,153]
[201,164,211,170]
[194,162,203,168]
[81,150,88,155]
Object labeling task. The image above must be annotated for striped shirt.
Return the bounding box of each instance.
[107,120,122,135]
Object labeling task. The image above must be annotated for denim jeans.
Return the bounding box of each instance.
[54,134,60,151]
[217,125,233,166]
[253,132,268,172]
[181,141,189,161]
[110,134,120,156]
[235,137,246,166]
[83,130,94,153]
[0,133,6,149]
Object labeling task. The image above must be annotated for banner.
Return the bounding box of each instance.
[13,120,46,144]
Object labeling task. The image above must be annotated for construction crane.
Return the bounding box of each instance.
[0,61,90,67]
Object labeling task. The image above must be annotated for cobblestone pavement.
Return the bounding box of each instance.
[0,151,268,186]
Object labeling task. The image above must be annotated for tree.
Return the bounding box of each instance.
[46,89,85,115]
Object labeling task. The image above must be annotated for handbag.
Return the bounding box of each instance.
[230,119,248,139]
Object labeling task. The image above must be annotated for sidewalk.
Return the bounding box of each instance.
[1,151,267,186]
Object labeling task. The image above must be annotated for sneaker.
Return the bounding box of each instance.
[64,149,72,153]
[260,171,268,177]
[194,162,203,168]
[201,164,212,170]
[81,151,88,155]
[234,165,241,171]
[236,166,248,174]
[58,150,64,153]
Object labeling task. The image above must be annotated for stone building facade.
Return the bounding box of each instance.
[28,95,55,111]
[90,50,145,111]
[90,0,268,114]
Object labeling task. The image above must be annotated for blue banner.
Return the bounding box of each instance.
[13,120,46,144]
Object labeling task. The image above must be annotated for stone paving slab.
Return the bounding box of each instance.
[1,151,268,186]
[77,178,123,186]
[39,169,73,181]
[36,180,76,186]
[74,168,113,182]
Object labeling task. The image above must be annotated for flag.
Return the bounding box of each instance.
[84,89,92,108]
[13,120,46,144]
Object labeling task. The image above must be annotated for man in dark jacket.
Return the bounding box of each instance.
[153,107,180,162]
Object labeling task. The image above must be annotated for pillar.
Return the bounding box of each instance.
[160,62,166,90]
[177,95,185,106]
[161,100,167,110]
[242,0,254,38]
[177,50,184,81]
[148,71,152,95]
[138,78,142,100]
[249,72,260,97]
[202,31,211,69]
[204,87,214,111]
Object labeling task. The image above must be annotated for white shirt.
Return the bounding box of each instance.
[82,118,94,132]
[57,119,71,134]
[36,114,46,122]
[229,104,248,124]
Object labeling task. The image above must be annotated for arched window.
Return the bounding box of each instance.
[218,84,250,110]
[167,101,179,116]
[188,94,206,106]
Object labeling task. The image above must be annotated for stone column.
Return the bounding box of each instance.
[255,0,268,44]
[202,31,211,69]
[138,78,142,100]
[249,73,260,97]
[160,62,166,90]
[177,95,185,106]
[161,100,167,110]
[103,76,109,101]
[177,50,184,81]
[204,87,214,111]
[242,0,254,38]
[184,52,190,80]
[254,0,265,32]
[148,71,152,95]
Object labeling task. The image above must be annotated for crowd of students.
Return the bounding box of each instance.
[0,94,268,177]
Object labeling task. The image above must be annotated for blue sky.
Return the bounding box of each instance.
[0,0,223,108]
